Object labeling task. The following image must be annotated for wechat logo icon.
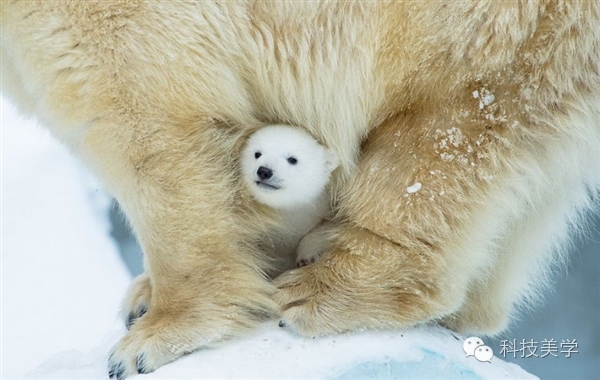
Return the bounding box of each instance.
[463,336,493,363]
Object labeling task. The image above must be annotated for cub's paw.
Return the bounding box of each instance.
[121,273,152,330]
[294,227,330,268]
[295,256,318,268]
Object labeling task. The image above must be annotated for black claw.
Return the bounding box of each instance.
[278,319,286,327]
[125,312,136,330]
[114,363,125,380]
[136,354,147,374]
[108,358,116,378]
[108,360,124,379]
[138,305,148,318]
[125,304,148,329]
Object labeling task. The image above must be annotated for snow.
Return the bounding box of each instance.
[1,96,536,379]
[406,182,422,194]
[1,96,130,379]
[25,324,537,380]
[473,88,495,110]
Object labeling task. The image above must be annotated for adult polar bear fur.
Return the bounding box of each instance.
[241,124,338,269]
[2,1,599,378]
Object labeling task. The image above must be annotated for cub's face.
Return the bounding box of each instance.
[241,125,339,209]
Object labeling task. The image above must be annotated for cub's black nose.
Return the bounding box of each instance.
[257,166,273,180]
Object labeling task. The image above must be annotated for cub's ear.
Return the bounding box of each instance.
[325,149,340,172]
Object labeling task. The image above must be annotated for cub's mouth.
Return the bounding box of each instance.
[256,180,280,190]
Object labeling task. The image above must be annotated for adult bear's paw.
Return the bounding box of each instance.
[108,312,198,379]
[274,264,350,337]
[110,269,278,378]
[274,228,455,338]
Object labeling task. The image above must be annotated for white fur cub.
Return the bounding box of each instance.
[241,125,339,268]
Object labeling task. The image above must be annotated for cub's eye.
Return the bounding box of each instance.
[254,152,261,159]
[287,157,298,165]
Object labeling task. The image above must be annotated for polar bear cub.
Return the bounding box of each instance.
[241,125,339,268]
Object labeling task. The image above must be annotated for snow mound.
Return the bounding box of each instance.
[26,324,536,380]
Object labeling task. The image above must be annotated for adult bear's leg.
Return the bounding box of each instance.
[275,96,501,335]
[1,2,277,378]
[97,116,277,378]
[276,70,600,336]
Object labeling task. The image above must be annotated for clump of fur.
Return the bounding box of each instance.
[241,125,339,268]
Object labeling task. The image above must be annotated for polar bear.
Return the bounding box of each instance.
[2,2,599,378]
[241,125,339,268]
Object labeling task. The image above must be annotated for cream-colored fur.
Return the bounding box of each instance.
[2,1,599,378]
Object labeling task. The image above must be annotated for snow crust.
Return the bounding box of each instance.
[406,182,422,194]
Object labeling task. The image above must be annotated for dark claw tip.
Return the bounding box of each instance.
[125,312,136,330]
[125,304,148,330]
[108,360,125,380]
[115,363,125,380]
[108,358,116,378]
[136,353,147,374]
[278,319,286,328]
[138,305,148,318]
